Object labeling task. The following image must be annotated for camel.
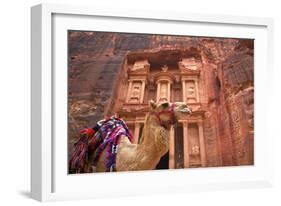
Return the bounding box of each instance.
[91,100,192,172]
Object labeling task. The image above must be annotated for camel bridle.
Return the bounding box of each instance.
[151,103,177,128]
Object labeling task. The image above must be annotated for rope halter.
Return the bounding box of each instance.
[150,103,177,128]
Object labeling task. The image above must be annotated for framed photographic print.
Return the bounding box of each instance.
[31,3,274,201]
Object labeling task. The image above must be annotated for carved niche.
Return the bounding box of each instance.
[178,57,197,71]
[128,81,142,103]
[185,80,197,103]
[159,82,168,102]
[179,57,200,104]
[131,59,150,73]
[188,123,201,167]
[126,59,149,104]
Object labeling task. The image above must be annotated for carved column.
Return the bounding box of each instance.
[183,121,190,168]
[140,80,146,103]
[126,80,133,103]
[156,82,160,102]
[198,121,206,166]
[167,82,171,102]
[195,79,200,102]
[133,122,140,144]
[169,126,175,169]
[182,80,186,103]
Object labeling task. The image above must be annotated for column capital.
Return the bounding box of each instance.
[134,122,141,126]
[135,120,143,124]
[181,120,189,126]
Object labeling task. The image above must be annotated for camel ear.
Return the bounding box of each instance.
[149,100,157,110]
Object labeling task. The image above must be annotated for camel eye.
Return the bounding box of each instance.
[161,102,169,108]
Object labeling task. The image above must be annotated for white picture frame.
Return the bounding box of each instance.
[31,3,274,202]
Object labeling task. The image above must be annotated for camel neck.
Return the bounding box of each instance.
[140,114,163,146]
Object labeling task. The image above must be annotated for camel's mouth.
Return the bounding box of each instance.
[181,108,192,114]
[178,105,192,114]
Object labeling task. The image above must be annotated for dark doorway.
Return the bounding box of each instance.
[156,152,169,170]
[175,123,184,168]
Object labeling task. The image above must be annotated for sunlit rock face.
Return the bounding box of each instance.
[68,31,254,167]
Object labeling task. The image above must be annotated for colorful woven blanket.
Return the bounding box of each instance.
[69,117,133,172]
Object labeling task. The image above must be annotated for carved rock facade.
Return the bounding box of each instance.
[68,31,254,168]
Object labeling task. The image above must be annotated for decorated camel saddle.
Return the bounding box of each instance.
[69,116,133,173]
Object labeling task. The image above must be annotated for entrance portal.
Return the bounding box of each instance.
[174,123,184,168]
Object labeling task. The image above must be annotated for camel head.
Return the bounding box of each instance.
[149,100,192,128]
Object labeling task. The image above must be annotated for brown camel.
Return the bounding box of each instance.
[93,100,192,172]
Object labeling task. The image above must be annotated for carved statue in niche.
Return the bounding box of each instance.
[131,60,150,72]
[186,80,197,103]
[129,82,141,103]
[159,83,168,102]
[132,86,140,97]
[188,124,201,167]
[179,57,197,71]
[161,64,168,72]
[190,145,200,156]
[188,85,195,96]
